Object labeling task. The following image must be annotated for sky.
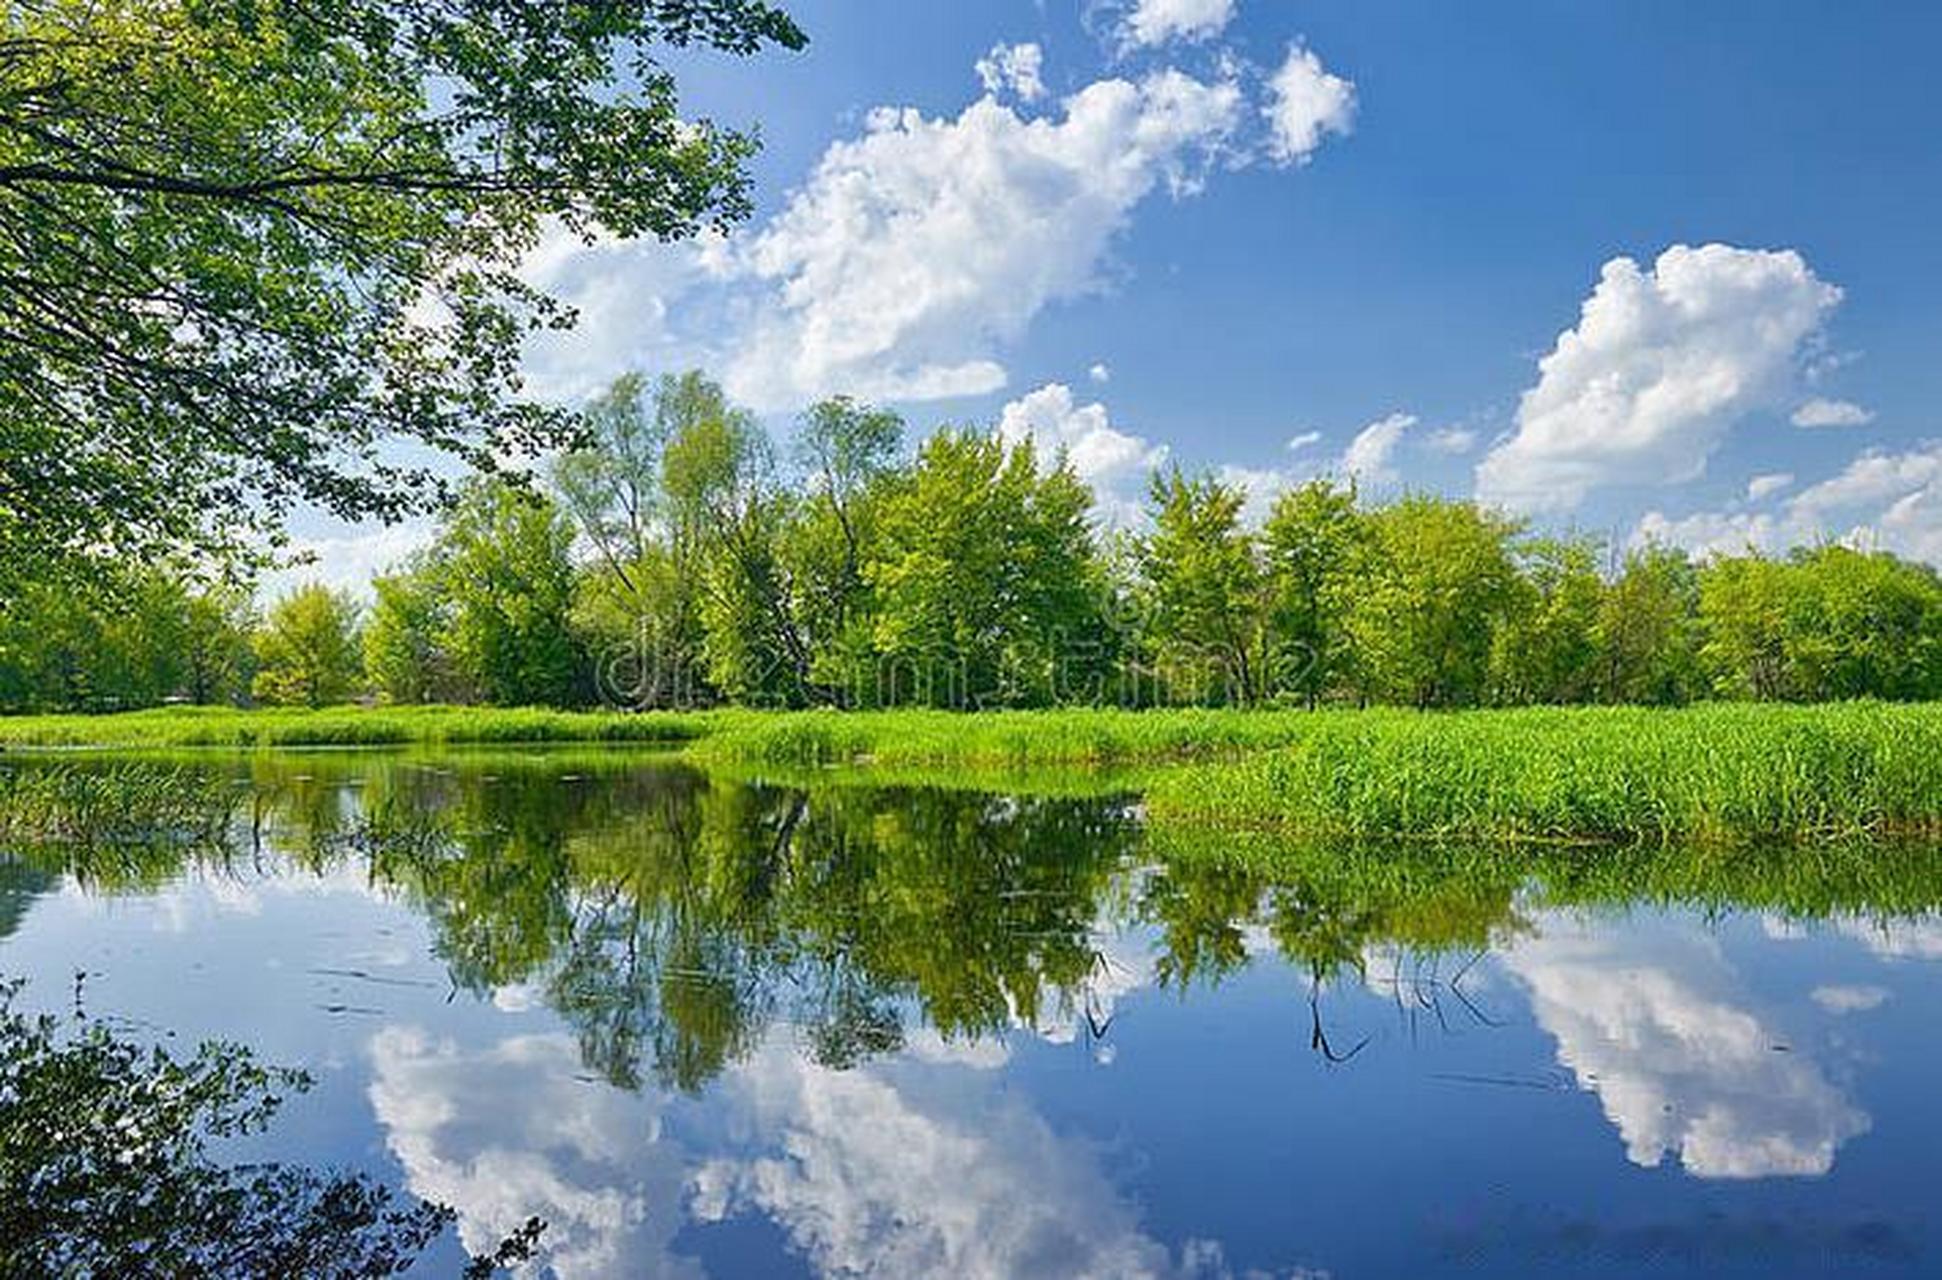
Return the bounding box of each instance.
[285,0,1942,592]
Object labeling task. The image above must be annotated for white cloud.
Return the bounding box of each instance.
[263,517,437,603]
[997,382,1167,526]
[1477,244,1843,513]
[975,42,1046,103]
[1089,362,1112,384]
[1791,397,1874,429]
[1123,0,1235,48]
[1810,984,1889,1015]
[1746,472,1794,502]
[1426,427,1478,455]
[725,67,1247,411]
[1285,430,1323,453]
[1502,914,1868,1179]
[1636,440,1942,567]
[1338,411,1414,487]
[1264,45,1358,165]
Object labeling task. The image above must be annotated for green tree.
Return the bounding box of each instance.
[1697,553,1795,700]
[1597,545,1703,704]
[0,0,805,586]
[1261,478,1366,707]
[870,431,1101,707]
[786,397,904,702]
[1490,536,1605,705]
[363,555,463,705]
[251,585,363,707]
[1343,496,1522,708]
[436,480,582,706]
[1139,470,1263,705]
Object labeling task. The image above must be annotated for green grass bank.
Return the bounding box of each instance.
[9,702,1942,841]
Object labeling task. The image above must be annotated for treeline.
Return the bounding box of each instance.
[6,370,1942,713]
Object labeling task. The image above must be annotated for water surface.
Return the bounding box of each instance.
[4,751,1941,1278]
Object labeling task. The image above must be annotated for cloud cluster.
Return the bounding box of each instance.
[1636,440,1942,566]
[975,41,1046,103]
[997,382,1169,526]
[1791,397,1874,429]
[1477,244,1843,513]
[1121,0,1236,48]
[1265,45,1358,165]
[516,37,1357,420]
[723,69,1248,410]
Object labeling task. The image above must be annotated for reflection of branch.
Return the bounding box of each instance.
[1308,972,1368,1064]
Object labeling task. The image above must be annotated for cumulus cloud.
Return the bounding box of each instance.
[1089,362,1112,384]
[1426,427,1478,455]
[1746,472,1794,502]
[1264,45,1358,165]
[1122,0,1235,48]
[1502,914,1868,1179]
[997,382,1167,526]
[1285,430,1323,453]
[264,517,437,601]
[1791,397,1874,429]
[1636,440,1942,567]
[725,67,1247,410]
[975,42,1046,103]
[1477,244,1843,513]
[1337,411,1414,487]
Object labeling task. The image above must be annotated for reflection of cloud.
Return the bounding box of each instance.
[1502,915,1867,1178]
[372,1018,1265,1279]
[693,1040,1182,1279]
[1832,914,1942,960]
[369,1028,699,1280]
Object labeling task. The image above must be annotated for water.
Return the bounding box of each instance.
[5,750,1942,1278]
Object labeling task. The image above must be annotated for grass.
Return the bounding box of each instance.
[0,704,710,749]
[11,701,1942,841]
[1145,702,1942,843]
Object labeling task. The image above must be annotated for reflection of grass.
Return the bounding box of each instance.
[0,762,240,851]
[11,702,1942,840]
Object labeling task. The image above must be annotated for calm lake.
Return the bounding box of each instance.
[6,749,1942,1278]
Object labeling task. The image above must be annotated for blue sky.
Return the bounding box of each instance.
[290,1,1942,589]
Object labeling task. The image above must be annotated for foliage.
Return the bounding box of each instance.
[0,979,459,1276]
[251,584,363,708]
[434,479,584,707]
[0,0,806,584]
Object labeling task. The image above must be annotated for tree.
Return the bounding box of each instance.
[436,480,582,706]
[664,387,809,705]
[1597,545,1702,704]
[251,585,363,707]
[1139,470,1263,705]
[363,554,462,705]
[870,431,1103,707]
[0,0,806,586]
[1261,478,1365,707]
[1342,496,1522,708]
[786,397,903,702]
[1697,553,1795,700]
[1490,536,1605,705]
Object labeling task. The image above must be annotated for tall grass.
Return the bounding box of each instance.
[0,704,711,749]
[1146,702,1942,842]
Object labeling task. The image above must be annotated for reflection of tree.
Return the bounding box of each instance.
[24,753,1942,1092]
[0,979,479,1277]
